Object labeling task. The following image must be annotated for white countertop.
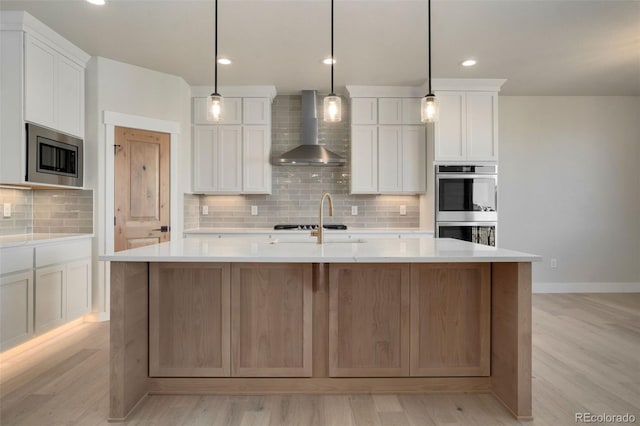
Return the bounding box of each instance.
[184,227,434,235]
[100,236,540,263]
[0,233,93,249]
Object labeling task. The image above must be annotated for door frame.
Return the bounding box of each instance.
[97,111,180,321]
[104,111,180,253]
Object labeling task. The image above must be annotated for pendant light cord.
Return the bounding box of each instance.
[427,0,432,95]
[330,0,334,96]
[214,0,218,94]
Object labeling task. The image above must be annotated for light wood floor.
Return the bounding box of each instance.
[1,294,639,425]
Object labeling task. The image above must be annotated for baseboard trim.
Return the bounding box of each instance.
[533,282,640,293]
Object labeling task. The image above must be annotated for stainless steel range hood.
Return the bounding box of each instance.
[274,90,346,166]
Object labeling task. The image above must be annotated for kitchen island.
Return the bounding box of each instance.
[101,237,539,421]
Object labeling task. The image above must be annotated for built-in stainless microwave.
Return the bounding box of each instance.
[26,123,83,187]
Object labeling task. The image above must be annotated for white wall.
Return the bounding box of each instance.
[85,57,191,320]
[499,96,640,287]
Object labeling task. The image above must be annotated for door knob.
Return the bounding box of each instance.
[152,226,170,232]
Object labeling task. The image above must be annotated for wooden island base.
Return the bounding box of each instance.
[110,261,532,421]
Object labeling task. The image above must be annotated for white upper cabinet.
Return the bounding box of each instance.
[191,89,275,194]
[23,34,85,138]
[243,98,271,125]
[193,97,242,125]
[434,91,466,161]
[378,126,403,192]
[242,126,271,194]
[378,98,403,125]
[350,126,378,194]
[349,92,427,195]
[432,80,504,163]
[402,98,422,125]
[351,98,377,125]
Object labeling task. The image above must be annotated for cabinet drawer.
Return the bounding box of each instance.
[1,247,34,274]
[35,239,91,267]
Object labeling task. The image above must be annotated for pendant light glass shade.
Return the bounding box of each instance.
[421,94,438,123]
[324,95,341,123]
[207,93,223,122]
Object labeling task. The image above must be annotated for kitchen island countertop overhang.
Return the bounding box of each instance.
[100,236,540,263]
[104,236,539,422]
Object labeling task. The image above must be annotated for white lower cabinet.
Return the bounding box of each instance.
[66,258,91,320]
[35,264,66,333]
[0,271,33,350]
[0,237,92,350]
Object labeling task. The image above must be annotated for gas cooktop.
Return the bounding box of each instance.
[273,224,348,231]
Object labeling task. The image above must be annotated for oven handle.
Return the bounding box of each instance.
[436,174,497,180]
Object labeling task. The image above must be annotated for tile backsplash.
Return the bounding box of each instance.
[189,94,420,229]
[0,188,93,235]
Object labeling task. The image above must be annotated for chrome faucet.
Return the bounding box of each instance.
[311,192,334,244]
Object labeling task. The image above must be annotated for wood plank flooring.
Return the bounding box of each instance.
[1,294,639,425]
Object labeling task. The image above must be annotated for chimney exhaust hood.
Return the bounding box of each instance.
[274,90,346,166]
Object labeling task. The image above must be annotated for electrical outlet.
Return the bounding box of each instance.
[550,258,557,268]
[202,205,209,215]
[3,203,11,218]
[399,205,407,216]
[351,206,358,216]
[251,205,258,216]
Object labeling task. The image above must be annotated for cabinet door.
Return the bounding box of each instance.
[350,126,378,194]
[378,98,403,125]
[402,98,422,125]
[466,92,498,161]
[329,264,410,377]
[351,98,377,125]
[231,263,312,377]
[150,263,231,377]
[193,126,218,192]
[217,126,243,193]
[243,98,270,125]
[57,55,84,137]
[402,126,426,193]
[66,258,91,320]
[35,264,66,334]
[24,35,56,129]
[242,126,272,194]
[410,263,490,376]
[378,126,402,193]
[1,271,33,350]
[434,91,466,162]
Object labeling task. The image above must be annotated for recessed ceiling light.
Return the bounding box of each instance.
[323,57,336,65]
[86,0,106,5]
[461,59,477,67]
[217,58,232,65]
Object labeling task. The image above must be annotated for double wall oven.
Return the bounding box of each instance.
[435,165,497,246]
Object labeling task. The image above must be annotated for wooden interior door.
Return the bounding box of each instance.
[114,127,170,252]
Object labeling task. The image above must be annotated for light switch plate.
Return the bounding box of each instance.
[351,206,358,216]
[3,203,10,218]
[399,205,407,216]
[202,205,209,215]
[251,205,258,216]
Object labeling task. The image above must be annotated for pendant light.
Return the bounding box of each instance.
[421,0,438,123]
[207,0,223,122]
[323,0,341,122]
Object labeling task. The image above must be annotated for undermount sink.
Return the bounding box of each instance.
[269,238,366,245]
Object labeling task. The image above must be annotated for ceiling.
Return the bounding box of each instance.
[1,0,638,95]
